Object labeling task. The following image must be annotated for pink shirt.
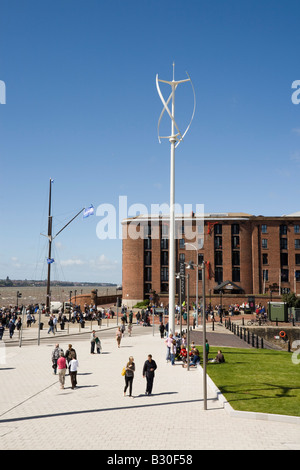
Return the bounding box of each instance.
[57,357,66,369]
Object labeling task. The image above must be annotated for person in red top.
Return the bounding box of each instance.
[57,351,67,389]
[180,346,187,367]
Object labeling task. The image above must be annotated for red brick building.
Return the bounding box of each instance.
[121,212,300,308]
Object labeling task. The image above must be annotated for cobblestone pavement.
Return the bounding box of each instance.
[0,322,299,451]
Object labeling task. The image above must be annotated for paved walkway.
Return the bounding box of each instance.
[0,323,299,451]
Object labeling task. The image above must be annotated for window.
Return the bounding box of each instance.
[280,253,288,266]
[296,254,300,265]
[280,238,288,250]
[179,239,185,249]
[161,251,168,265]
[161,267,169,282]
[262,269,268,281]
[161,223,169,238]
[161,238,168,250]
[262,239,268,249]
[214,236,222,249]
[215,251,223,266]
[198,270,202,281]
[262,224,267,233]
[232,251,240,266]
[215,267,223,284]
[280,224,287,235]
[294,225,300,234]
[144,238,152,250]
[144,224,152,237]
[198,253,204,265]
[295,239,300,250]
[232,267,240,282]
[144,252,152,266]
[215,224,222,234]
[232,236,240,249]
[179,253,185,263]
[198,224,204,234]
[161,283,168,293]
[144,267,152,282]
[295,270,300,281]
[144,283,152,294]
[281,287,290,294]
[281,269,289,282]
[262,253,268,265]
[231,224,239,235]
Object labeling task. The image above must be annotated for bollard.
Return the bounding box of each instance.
[261,338,264,349]
[247,330,250,344]
[256,335,259,348]
[212,319,214,331]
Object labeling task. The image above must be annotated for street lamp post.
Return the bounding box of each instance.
[185,242,199,328]
[186,272,190,370]
[184,260,207,407]
[201,262,207,410]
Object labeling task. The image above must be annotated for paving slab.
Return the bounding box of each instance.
[0,325,299,451]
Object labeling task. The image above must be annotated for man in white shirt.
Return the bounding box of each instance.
[69,358,79,389]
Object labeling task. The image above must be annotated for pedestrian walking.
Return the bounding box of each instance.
[53,315,58,332]
[205,338,210,362]
[170,339,177,365]
[128,323,132,336]
[47,315,55,335]
[51,344,64,375]
[65,344,77,373]
[123,356,135,397]
[116,327,122,348]
[142,354,157,395]
[90,330,96,354]
[69,357,79,389]
[0,323,4,340]
[165,333,174,362]
[95,335,102,354]
[8,319,15,338]
[57,351,67,389]
[159,322,165,338]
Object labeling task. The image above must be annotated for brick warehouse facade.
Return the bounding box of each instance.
[121,212,300,308]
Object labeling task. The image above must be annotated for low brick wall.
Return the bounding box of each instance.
[71,293,119,310]
[245,326,300,351]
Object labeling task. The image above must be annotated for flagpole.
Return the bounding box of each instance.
[46,178,53,313]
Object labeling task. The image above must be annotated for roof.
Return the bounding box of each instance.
[213,280,244,292]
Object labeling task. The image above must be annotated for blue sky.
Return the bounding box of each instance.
[0,0,300,283]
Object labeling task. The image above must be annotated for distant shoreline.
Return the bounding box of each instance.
[0,285,121,307]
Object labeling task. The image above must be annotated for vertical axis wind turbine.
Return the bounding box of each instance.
[156,63,196,334]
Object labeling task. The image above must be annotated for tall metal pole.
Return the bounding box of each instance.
[187,273,190,370]
[156,64,195,335]
[46,178,52,312]
[185,243,199,328]
[202,262,207,410]
[168,68,176,335]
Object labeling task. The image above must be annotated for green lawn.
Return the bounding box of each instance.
[199,347,300,417]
